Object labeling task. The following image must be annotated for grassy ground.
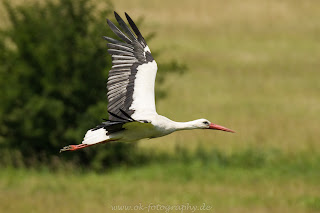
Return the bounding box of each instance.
[1,0,320,212]
[1,156,320,213]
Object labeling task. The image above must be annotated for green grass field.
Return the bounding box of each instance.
[1,0,320,212]
[1,157,320,213]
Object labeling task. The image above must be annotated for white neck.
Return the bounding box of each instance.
[172,120,200,131]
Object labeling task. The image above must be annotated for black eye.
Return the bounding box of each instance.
[203,121,209,125]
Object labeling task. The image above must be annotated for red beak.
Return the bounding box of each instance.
[209,123,235,133]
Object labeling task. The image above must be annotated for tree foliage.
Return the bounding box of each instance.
[0,0,185,169]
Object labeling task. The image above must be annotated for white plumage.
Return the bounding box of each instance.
[130,60,157,117]
[82,129,110,145]
[60,12,234,153]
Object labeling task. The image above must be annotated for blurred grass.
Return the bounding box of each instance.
[1,153,320,213]
[1,0,320,212]
[1,147,320,213]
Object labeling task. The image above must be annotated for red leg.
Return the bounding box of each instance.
[60,144,93,153]
[60,139,118,153]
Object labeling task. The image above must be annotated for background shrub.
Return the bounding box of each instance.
[0,0,185,170]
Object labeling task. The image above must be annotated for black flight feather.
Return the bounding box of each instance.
[125,13,146,46]
[107,19,132,43]
[120,109,135,121]
[114,12,137,41]
[108,111,127,121]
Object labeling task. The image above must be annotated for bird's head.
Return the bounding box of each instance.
[194,119,235,133]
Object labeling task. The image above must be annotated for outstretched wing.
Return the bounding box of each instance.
[104,12,158,121]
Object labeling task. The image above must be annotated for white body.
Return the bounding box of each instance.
[82,113,207,145]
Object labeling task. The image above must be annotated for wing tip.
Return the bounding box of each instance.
[124,12,130,20]
[106,19,113,25]
[114,11,120,19]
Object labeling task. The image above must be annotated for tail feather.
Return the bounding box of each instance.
[82,128,110,145]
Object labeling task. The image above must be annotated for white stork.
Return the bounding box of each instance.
[60,12,234,153]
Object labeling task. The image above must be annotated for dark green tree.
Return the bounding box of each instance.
[0,0,185,169]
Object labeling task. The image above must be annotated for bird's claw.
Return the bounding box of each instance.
[59,145,73,153]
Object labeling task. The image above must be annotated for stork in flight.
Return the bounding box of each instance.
[60,12,234,153]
